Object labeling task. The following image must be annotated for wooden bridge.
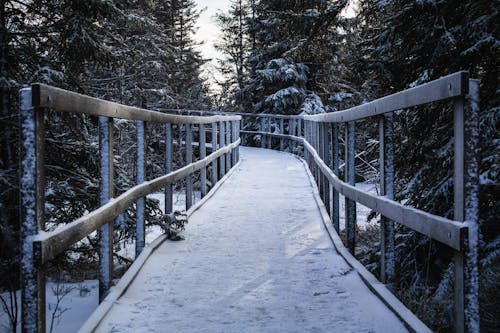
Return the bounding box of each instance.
[18,72,480,332]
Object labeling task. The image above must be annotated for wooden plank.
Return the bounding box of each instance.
[226,121,231,172]
[304,72,469,123]
[20,88,46,333]
[32,84,241,124]
[33,139,241,265]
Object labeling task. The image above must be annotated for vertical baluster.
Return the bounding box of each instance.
[219,120,225,179]
[185,124,192,209]
[331,122,340,233]
[267,116,272,148]
[323,123,331,215]
[453,79,480,333]
[20,88,46,333]
[298,118,302,137]
[280,118,284,151]
[318,122,324,199]
[136,120,145,256]
[200,123,207,197]
[379,115,395,285]
[226,120,231,172]
[98,116,114,301]
[260,116,266,148]
[165,123,173,214]
[211,122,218,187]
[345,121,356,254]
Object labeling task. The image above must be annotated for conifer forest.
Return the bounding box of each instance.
[0,1,498,332]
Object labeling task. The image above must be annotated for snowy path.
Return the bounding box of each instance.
[94,147,408,333]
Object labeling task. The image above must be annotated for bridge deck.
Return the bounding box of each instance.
[94,147,407,333]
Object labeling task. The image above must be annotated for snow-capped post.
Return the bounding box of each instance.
[200,123,207,198]
[453,78,480,333]
[226,120,231,172]
[185,124,193,209]
[345,121,356,254]
[136,120,145,256]
[20,87,46,333]
[98,116,114,302]
[211,122,218,186]
[331,123,340,233]
[279,118,284,151]
[165,123,173,214]
[379,114,395,286]
[323,123,331,216]
[219,120,225,179]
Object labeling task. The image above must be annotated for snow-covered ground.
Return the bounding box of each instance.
[94,147,407,333]
[0,281,98,333]
[0,191,198,333]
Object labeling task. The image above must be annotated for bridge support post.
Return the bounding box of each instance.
[323,123,331,216]
[211,122,218,187]
[279,118,284,151]
[331,123,340,233]
[136,120,145,256]
[20,87,46,333]
[345,121,356,254]
[260,117,265,148]
[165,123,173,213]
[200,123,207,198]
[219,121,225,179]
[98,116,114,302]
[226,121,231,172]
[379,114,395,285]
[186,124,193,209]
[453,79,480,333]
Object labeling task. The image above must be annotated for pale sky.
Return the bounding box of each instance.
[193,0,358,91]
[194,0,232,91]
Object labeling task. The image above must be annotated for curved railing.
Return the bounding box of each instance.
[185,71,478,333]
[19,84,241,333]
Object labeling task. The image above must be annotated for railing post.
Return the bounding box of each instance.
[185,124,193,209]
[345,121,356,254]
[20,87,46,333]
[379,114,395,285]
[323,123,331,216]
[268,116,272,148]
[165,123,173,214]
[219,120,225,179]
[98,116,114,302]
[331,123,340,233]
[260,117,265,148]
[200,123,207,197]
[136,120,145,256]
[453,79,480,333]
[279,118,284,151]
[318,122,324,199]
[211,122,218,186]
[226,120,231,172]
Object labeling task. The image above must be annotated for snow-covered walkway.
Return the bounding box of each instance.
[94,147,408,333]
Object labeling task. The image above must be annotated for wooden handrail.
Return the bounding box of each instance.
[32,84,241,123]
